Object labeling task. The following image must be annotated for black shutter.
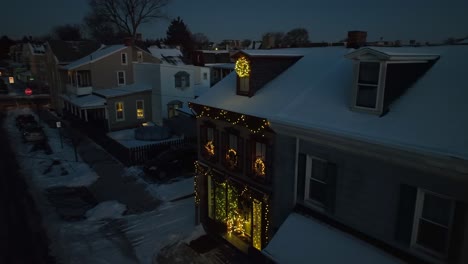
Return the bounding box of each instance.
[186,73,191,87]
[199,125,207,155]
[448,201,467,263]
[326,162,337,214]
[266,144,273,184]
[214,129,219,162]
[297,153,306,201]
[394,184,417,245]
[245,139,252,176]
[237,137,244,172]
[220,132,226,166]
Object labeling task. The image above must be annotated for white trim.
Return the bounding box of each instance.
[117,70,126,86]
[303,155,327,212]
[121,52,128,65]
[410,189,455,259]
[351,61,386,114]
[136,99,144,119]
[115,101,125,121]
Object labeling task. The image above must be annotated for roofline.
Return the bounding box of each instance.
[345,47,440,61]
[64,46,127,70]
[92,87,152,99]
[270,119,468,177]
[232,50,304,59]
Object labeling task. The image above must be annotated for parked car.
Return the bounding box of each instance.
[143,146,197,180]
[22,126,46,142]
[16,114,37,130]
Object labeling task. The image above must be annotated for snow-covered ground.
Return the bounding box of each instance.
[5,107,201,264]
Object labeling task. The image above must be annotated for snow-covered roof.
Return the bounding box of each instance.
[345,46,440,60]
[192,45,468,160]
[62,94,106,108]
[148,46,185,65]
[239,48,309,57]
[63,45,126,70]
[197,50,230,54]
[176,103,195,116]
[28,43,46,55]
[93,83,151,98]
[263,213,403,264]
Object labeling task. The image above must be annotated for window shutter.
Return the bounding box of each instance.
[245,139,252,176]
[175,76,181,87]
[448,201,467,263]
[214,129,219,162]
[237,137,244,172]
[325,162,337,214]
[186,74,190,87]
[394,184,417,245]
[199,125,207,155]
[220,132,226,166]
[266,144,273,183]
[297,153,306,201]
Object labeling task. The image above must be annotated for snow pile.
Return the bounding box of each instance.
[86,201,127,221]
[149,177,194,202]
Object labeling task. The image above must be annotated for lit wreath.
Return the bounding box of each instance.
[226,148,238,169]
[254,157,266,176]
[235,56,250,78]
[204,140,215,156]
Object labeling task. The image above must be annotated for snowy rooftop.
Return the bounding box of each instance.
[263,213,403,264]
[346,46,440,60]
[148,46,183,59]
[93,83,152,98]
[204,63,235,69]
[192,45,468,160]
[29,43,46,55]
[63,45,126,70]
[62,94,106,108]
[239,48,309,57]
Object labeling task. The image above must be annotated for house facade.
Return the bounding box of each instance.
[21,42,47,82]
[192,45,468,263]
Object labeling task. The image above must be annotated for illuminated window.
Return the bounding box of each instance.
[121,53,127,65]
[136,100,144,119]
[355,62,380,109]
[117,71,126,86]
[254,142,266,178]
[412,190,454,257]
[115,102,124,121]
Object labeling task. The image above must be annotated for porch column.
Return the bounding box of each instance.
[84,109,88,122]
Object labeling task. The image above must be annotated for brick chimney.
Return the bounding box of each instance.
[346,31,367,48]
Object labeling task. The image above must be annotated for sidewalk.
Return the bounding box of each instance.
[41,109,161,214]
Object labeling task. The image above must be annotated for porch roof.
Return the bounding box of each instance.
[263,213,403,264]
[62,94,106,109]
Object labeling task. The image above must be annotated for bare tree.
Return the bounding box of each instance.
[88,0,170,40]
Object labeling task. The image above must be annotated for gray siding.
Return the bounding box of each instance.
[107,91,152,131]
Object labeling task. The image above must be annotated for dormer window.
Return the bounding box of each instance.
[356,62,381,109]
[235,56,251,95]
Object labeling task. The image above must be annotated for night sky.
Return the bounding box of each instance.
[2,0,467,43]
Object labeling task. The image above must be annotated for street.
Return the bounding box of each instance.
[0,111,55,264]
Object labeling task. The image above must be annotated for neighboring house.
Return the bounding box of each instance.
[20,42,47,82]
[191,45,468,264]
[148,46,185,65]
[134,63,209,127]
[45,40,102,112]
[192,49,232,66]
[205,63,234,86]
[59,43,160,129]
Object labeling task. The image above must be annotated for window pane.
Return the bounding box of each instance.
[229,134,237,150]
[417,219,449,254]
[207,127,214,141]
[356,85,377,108]
[255,142,266,159]
[311,159,327,182]
[422,194,452,226]
[358,62,379,85]
[308,179,327,204]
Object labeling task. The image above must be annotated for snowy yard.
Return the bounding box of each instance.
[5,107,201,264]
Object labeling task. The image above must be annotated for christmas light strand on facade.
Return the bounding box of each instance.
[204,140,215,156]
[226,148,238,169]
[235,56,251,78]
[191,104,271,137]
[254,157,266,176]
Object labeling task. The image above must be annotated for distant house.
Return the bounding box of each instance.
[60,43,160,131]
[18,42,47,82]
[45,40,102,112]
[191,45,468,264]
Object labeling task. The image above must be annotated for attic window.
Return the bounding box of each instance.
[175,71,190,89]
[356,62,380,109]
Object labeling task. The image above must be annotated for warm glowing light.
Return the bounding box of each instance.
[9,77,14,84]
[204,140,215,156]
[226,148,238,169]
[235,56,251,77]
[253,199,262,250]
[254,157,266,176]
[137,109,144,118]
